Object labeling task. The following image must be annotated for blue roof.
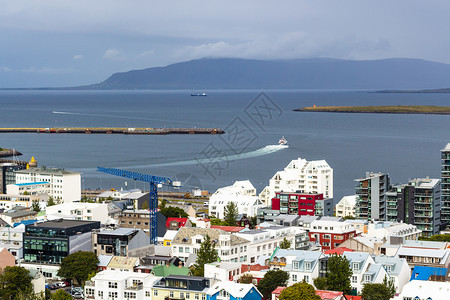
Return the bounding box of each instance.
[14,219,39,227]
[410,266,447,281]
[15,181,49,186]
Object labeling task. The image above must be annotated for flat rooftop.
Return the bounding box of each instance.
[29,219,100,229]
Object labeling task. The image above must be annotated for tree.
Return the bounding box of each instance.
[419,234,450,242]
[257,270,289,299]
[31,199,41,212]
[210,218,228,226]
[51,289,72,300]
[313,277,328,290]
[159,199,167,209]
[160,206,188,218]
[224,201,238,226]
[238,274,254,284]
[47,196,56,207]
[192,235,218,276]
[326,254,352,294]
[141,200,149,210]
[383,276,396,299]
[361,283,393,300]
[279,237,291,249]
[22,191,29,195]
[0,266,33,299]
[249,216,258,229]
[57,251,99,285]
[343,215,356,220]
[279,282,321,300]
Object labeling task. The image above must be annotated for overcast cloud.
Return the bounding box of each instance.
[0,0,449,87]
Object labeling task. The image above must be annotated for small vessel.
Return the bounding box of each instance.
[191,92,207,96]
[278,136,288,145]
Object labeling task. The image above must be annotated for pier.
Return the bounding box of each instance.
[0,127,224,135]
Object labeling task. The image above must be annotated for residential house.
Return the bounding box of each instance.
[166,203,197,218]
[0,206,37,226]
[152,275,211,300]
[373,255,411,293]
[336,236,384,255]
[106,256,139,272]
[46,202,110,224]
[395,246,450,270]
[271,192,333,217]
[118,209,167,237]
[335,195,357,218]
[410,266,448,282]
[0,247,15,269]
[0,225,24,260]
[204,262,242,282]
[166,217,191,230]
[208,282,262,300]
[392,280,450,300]
[308,220,356,251]
[151,263,191,277]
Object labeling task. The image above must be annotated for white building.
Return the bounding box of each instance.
[0,193,45,211]
[46,202,110,224]
[235,226,306,263]
[15,167,81,203]
[264,248,325,286]
[393,280,450,300]
[171,227,250,263]
[0,225,25,260]
[85,270,158,300]
[209,180,265,219]
[259,158,333,207]
[373,256,411,293]
[335,195,357,218]
[204,261,242,282]
[344,252,389,294]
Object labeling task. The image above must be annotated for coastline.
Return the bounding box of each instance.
[294,105,450,115]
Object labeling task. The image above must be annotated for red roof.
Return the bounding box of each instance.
[345,296,362,300]
[241,264,269,272]
[272,286,286,295]
[211,225,245,232]
[316,290,344,299]
[324,247,354,255]
[166,217,188,228]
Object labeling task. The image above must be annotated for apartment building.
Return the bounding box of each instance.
[15,166,81,203]
[209,180,265,219]
[0,193,41,210]
[355,172,390,220]
[152,275,211,300]
[93,228,149,256]
[0,225,24,260]
[335,195,357,218]
[46,202,110,224]
[259,157,333,207]
[171,227,250,263]
[386,178,441,237]
[0,162,26,194]
[441,143,450,227]
[271,192,333,217]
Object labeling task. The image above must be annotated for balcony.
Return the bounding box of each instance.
[85,281,94,287]
[126,283,143,291]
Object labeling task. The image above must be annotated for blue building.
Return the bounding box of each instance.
[410,266,448,282]
[208,282,262,300]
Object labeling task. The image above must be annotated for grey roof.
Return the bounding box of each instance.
[30,219,100,229]
[98,228,137,236]
[272,249,323,272]
[15,166,79,175]
[172,227,249,246]
[402,240,446,249]
[185,253,198,267]
[98,254,113,267]
[3,209,37,218]
[342,252,371,274]
[363,264,383,282]
[373,255,406,276]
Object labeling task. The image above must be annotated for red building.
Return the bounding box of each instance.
[271,192,324,216]
[308,220,357,251]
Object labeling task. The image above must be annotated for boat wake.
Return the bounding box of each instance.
[80,144,288,175]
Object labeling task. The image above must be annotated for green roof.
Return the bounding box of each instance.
[151,264,191,277]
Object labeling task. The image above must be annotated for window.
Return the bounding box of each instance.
[195,294,200,300]
[304,262,311,271]
[293,261,299,269]
[170,291,174,298]
[145,291,151,297]
[364,274,371,283]
[292,274,297,282]
[186,293,190,299]
[352,263,359,271]
[202,294,206,300]
[179,247,184,253]
[98,291,103,297]
[323,234,330,239]
[352,276,357,283]
[304,275,309,282]
[108,282,117,289]
[180,292,184,298]
[108,292,118,299]
[153,290,158,296]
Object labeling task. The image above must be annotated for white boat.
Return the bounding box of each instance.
[278,136,287,145]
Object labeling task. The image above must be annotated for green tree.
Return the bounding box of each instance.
[326,254,352,294]
[192,235,218,276]
[0,266,33,299]
[224,201,238,226]
[383,276,396,299]
[47,196,56,207]
[159,199,167,209]
[313,277,328,290]
[249,216,258,229]
[31,199,41,212]
[22,191,29,195]
[238,274,254,284]
[57,251,99,285]
[160,206,188,218]
[279,282,321,300]
[418,234,450,242]
[210,218,228,226]
[343,215,356,220]
[50,289,72,300]
[361,283,393,300]
[257,270,289,299]
[141,200,149,210]
[279,237,291,249]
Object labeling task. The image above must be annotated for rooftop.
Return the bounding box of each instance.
[172,227,249,246]
[210,225,245,232]
[28,219,100,229]
[13,181,49,186]
[98,227,137,236]
[15,166,79,175]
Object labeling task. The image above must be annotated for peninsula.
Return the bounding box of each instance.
[294,105,450,115]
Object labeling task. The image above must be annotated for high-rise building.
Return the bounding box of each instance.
[441,143,450,227]
[259,157,333,207]
[355,172,390,221]
[386,178,441,237]
[271,192,333,217]
[0,163,26,194]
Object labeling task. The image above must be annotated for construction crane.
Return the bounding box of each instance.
[97,166,173,244]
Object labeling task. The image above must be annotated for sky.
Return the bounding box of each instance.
[1,0,450,88]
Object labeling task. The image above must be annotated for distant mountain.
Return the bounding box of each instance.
[86,57,450,90]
